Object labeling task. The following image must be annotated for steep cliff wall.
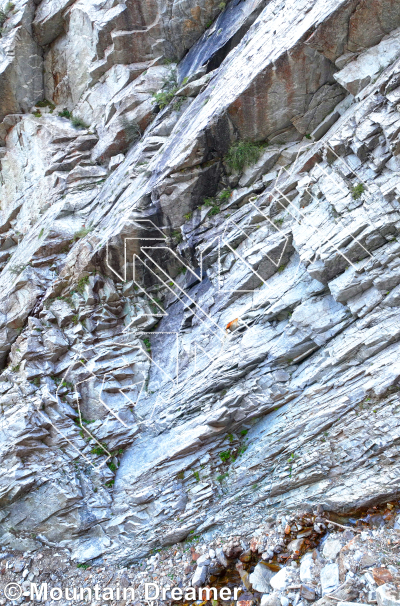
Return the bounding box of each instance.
[0,0,400,570]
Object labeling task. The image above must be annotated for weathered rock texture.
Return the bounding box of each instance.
[0,0,400,567]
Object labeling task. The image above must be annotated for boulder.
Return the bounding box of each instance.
[249,562,276,593]
[377,585,400,606]
[321,563,340,595]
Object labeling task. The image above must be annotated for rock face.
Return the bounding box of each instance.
[1,0,400,569]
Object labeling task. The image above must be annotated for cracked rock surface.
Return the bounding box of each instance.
[0,0,400,587]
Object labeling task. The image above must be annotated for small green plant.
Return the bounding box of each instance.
[240,429,248,436]
[217,473,228,482]
[305,133,312,140]
[38,228,44,239]
[91,445,107,456]
[77,563,90,570]
[153,68,179,109]
[36,99,55,111]
[143,338,151,352]
[205,19,213,28]
[32,110,41,118]
[76,275,89,294]
[219,450,231,463]
[218,188,231,202]
[225,141,264,173]
[11,364,20,372]
[71,116,89,129]
[227,433,234,443]
[73,226,93,241]
[278,265,286,273]
[173,96,187,111]
[203,198,214,207]
[153,90,176,108]
[172,230,182,243]
[58,109,72,119]
[351,183,365,199]
[177,471,185,480]
[32,377,41,387]
[184,212,192,221]
[219,1,226,9]
[193,470,200,482]
[72,314,79,325]
[107,462,117,472]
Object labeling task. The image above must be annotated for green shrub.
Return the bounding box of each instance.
[219,450,231,463]
[225,141,264,173]
[73,226,93,241]
[76,275,89,294]
[152,67,178,109]
[71,116,89,129]
[153,89,177,109]
[36,99,55,111]
[218,188,231,202]
[351,183,365,199]
[91,445,107,456]
[193,470,200,482]
[58,109,71,119]
[184,212,192,221]
[32,110,41,118]
[172,230,182,243]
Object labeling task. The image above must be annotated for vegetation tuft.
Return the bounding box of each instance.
[58,109,72,119]
[225,141,264,173]
[351,183,365,199]
[73,226,93,241]
[153,67,178,109]
[71,116,89,129]
[36,99,55,111]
